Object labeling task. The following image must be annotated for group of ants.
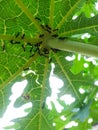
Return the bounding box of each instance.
[2,18,67,64]
[4,19,67,108]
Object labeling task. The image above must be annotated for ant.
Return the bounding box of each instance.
[10,40,20,44]
[27,42,32,46]
[22,93,30,100]
[43,48,49,54]
[53,28,58,31]
[21,34,25,39]
[39,34,44,38]
[58,37,68,40]
[15,32,20,38]
[29,41,42,56]
[35,16,58,34]
[23,67,29,71]
[38,47,49,57]
[22,44,26,51]
[51,34,58,38]
[2,44,5,51]
[41,24,51,33]
[29,53,35,57]
[48,57,52,63]
[45,24,51,30]
[45,25,51,33]
[35,41,42,48]
[45,25,58,34]
[35,17,41,22]
[10,32,27,52]
[42,101,45,109]
[10,32,21,44]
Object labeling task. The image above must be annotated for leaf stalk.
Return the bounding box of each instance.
[46,38,98,58]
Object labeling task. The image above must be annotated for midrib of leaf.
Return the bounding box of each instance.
[4,21,6,34]
[53,53,81,103]
[49,0,55,27]
[24,112,39,130]
[60,17,98,36]
[42,114,53,130]
[53,110,74,130]
[24,58,51,130]
[0,90,4,110]
[84,122,88,130]
[0,53,38,90]
[60,16,98,36]
[39,58,50,130]
[60,24,98,36]
[0,64,12,77]
[15,0,43,33]
[0,34,40,44]
[89,85,98,100]
[57,0,83,28]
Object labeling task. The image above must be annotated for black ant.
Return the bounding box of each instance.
[10,39,20,44]
[27,42,34,52]
[58,37,68,40]
[23,67,29,71]
[15,32,20,38]
[35,16,58,34]
[30,53,35,57]
[10,39,14,44]
[2,44,5,51]
[45,25,58,34]
[53,28,58,32]
[43,48,49,54]
[27,42,32,46]
[45,24,51,30]
[45,25,51,33]
[29,41,42,56]
[39,34,44,38]
[48,58,52,63]
[41,24,51,33]
[33,41,42,54]
[51,34,58,38]
[29,46,33,53]
[15,41,20,44]
[51,48,59,53]
[22,94,30,100]
[35,41,42,48]
[37,47,49,56]
[10,32,21,44]
[21,34,25,39]
[42,101,45,109]
[35,17,41,22]
[41,24,45,29]
[22,44,25,51]
[37,48,42,56]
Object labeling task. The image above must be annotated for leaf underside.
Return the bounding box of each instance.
[0,0,98,130]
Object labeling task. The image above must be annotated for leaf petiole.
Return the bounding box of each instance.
[46,38,98,58]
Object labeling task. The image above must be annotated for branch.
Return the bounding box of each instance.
[46,38,98,58]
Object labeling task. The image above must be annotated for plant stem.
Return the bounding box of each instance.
[46,38,98,58]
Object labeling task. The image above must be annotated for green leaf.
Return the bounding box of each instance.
[0,0,98,130]
[59,14,98,37]
[90,100,98,122]
[72,100,92,122]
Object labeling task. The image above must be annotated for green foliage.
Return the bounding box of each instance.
[0,0,98,130]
